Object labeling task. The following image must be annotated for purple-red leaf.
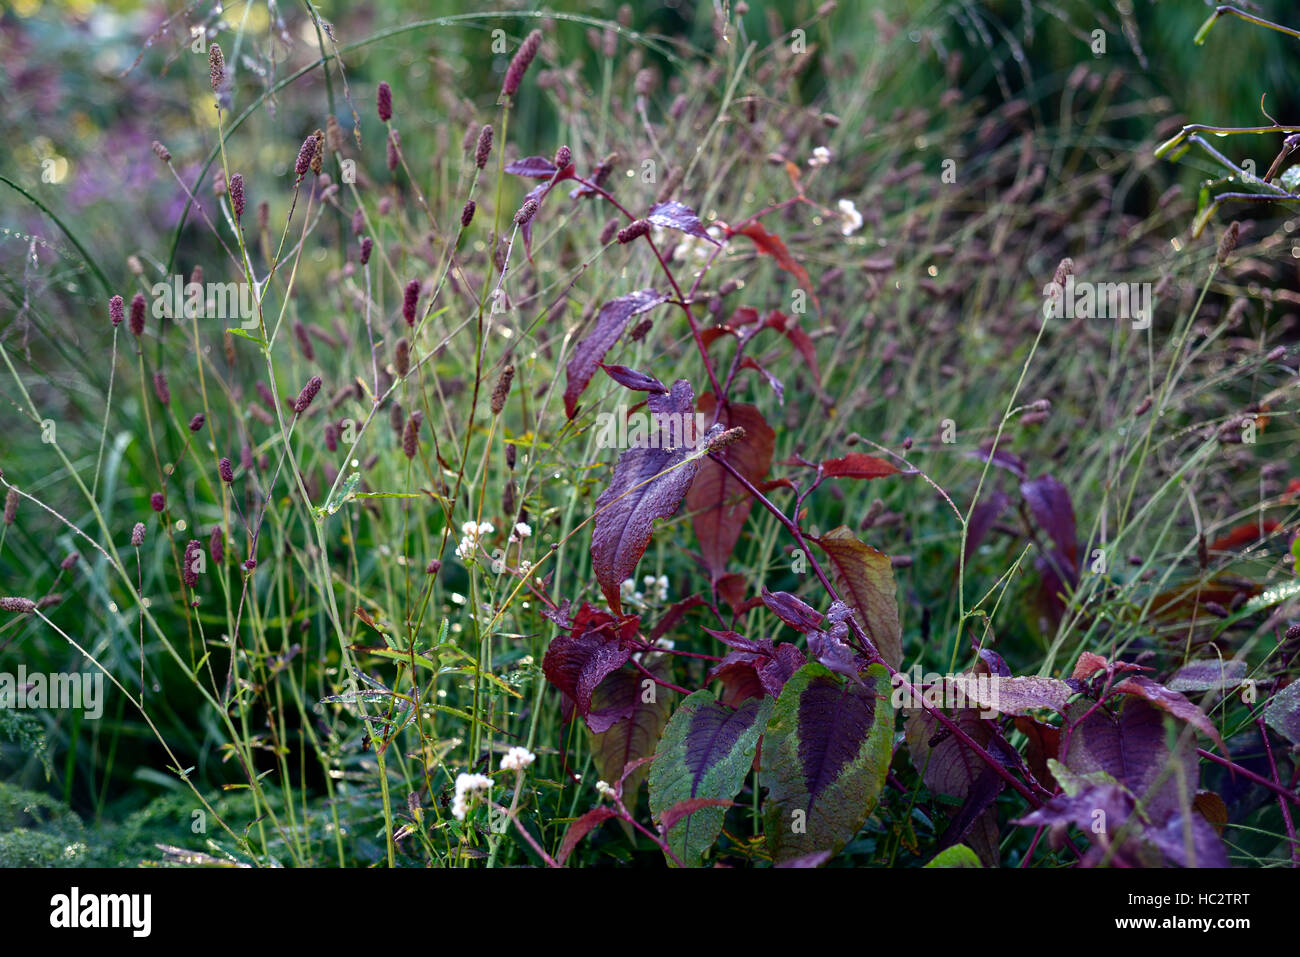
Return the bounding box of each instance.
[564,289,669,419]
[588,657,674,807]
[505,156,559,178]
[592,380,707,613]
[762,310,820,386]
[821,453,900,481]
[541,603,636,727]
[600,363,668,394]
[647,200,717,244]
[1021,473,1078,570]
[811,527,902,669]
[731,223,820,312]
[760,586,823,634]
[708,643,806,705]
[1112,675,1225,750]
[685,394,775,583]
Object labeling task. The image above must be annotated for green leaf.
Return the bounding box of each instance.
[648,690,772,867]
[224,326,266,349]
[760,662,893,864]
[925,844,982,868]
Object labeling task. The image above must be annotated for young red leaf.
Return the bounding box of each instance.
[821,453,900,481]
[1209,518,1280,552]
[654,797,736,833]
[762,310,820,386]
[647,200,718,244]
[811,526,902,669]
[731,222,820,311]
[564,289,668,418]
[557,806,619,865]
[592,380,709,613]
[685,395,774,583]
[707,642,806,704]
[600,363,668,394]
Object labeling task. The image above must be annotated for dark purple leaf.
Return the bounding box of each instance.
[1112,675,1225,750]
[505,156,559,178]
[1021,473,1078,570]
[541,603,636,726]
[1062,697,1198,822]
[592,380,707,613]
[647,200,718,243]
[738,356,784,404]
[1146,812,1230,867]
[588,657,674,805]
[967,443,1028,479]
[760,586,823,634]
[685,395,775,583]
[965,489,1011,561]
[600,363,668,394]
[1167,659,1247,693]
[707,642,806,705]
[564,289,669,419]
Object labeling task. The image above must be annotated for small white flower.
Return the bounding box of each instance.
[808,146,832,168]
[454,520,496,562]
[519,560,532,575]
[596,780,616,799]
[620,578,637,599]
[500,746,536,772]
[836,198,863,237]
[451,772,492,821]
[655,574,669,602]
[514,522,531,538]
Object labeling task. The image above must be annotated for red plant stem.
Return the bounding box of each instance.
[572,176,724,400]
[1020,826,1045,867]
[1197,747,1300,809]
[630,655,694,696]
[1255,717,1299,864]
[711,453,1045,809]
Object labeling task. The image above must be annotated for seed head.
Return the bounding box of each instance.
[130,293,146,336]
[109,295,124,327]
[326,115,343,153]
[209,43,225,93]
[295,132,319,179]
[403,411,422,460]
[294,375,323,415]
[395,337,411,377]
[219,457,234,483]
[599,218,620,244]
[426,559,441,576]
[3,487,16,525]
[229,173,245,219]
[294,320,315,361]
[490,364,514,415]
[131,522,146,547]
[386,129,400,172]
[461,200,476,228]
[210,525,224,565]
[151,140,171,163]
[324,421,339,452]
[150,491,165,512]
[555,145,572,169]
[514,197,539,226]
[60,552,79,570]
[0,597,35,614]
[359,236,373,266]
[377,82,393,121]
[183,539,201,588]
[475,125,493,170]
[153,370,170,405]
[189,413,205,432]
[502,30,543,98]
[403,279,420,326]
[1218,221,1240,264]
[617,219,650,244]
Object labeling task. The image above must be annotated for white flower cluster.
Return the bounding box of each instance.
[619,574,669,606]
[500,746,536,772]
[451,772,491,821]
[454,520,494,562]
[595,780,616,800]
[509,522,532,543]
[808,146,832,168]
[837,199,862,236]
